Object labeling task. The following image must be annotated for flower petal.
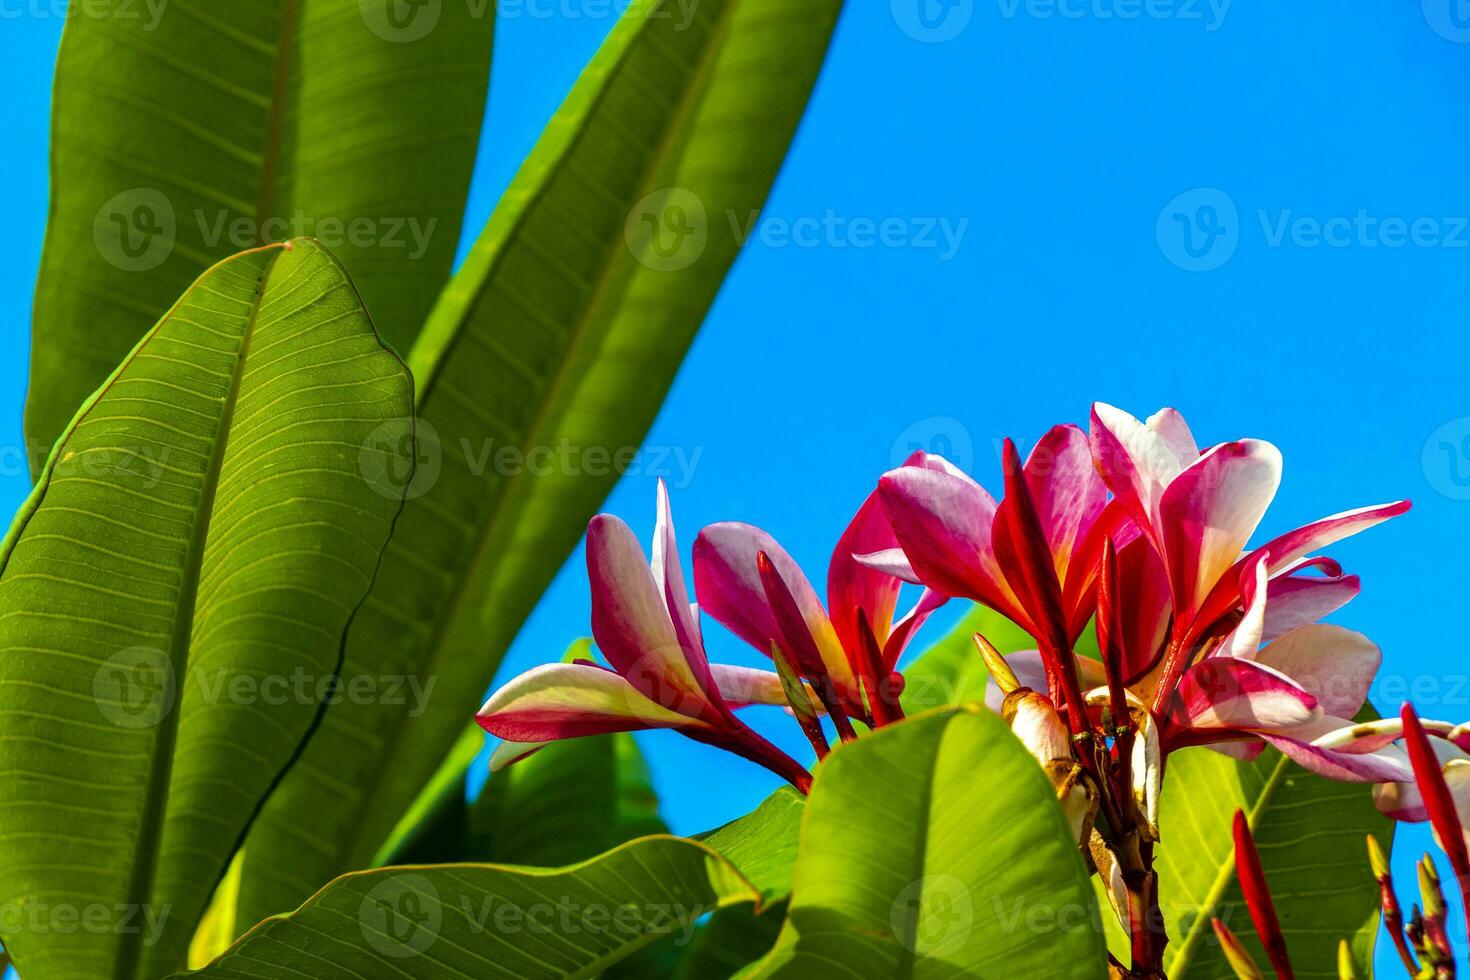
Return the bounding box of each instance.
[693,523,852,694]
[1024,424,1107,583]
[477,662,700,743]
[488,740,547,772]
[1260,714,1414,783]
[878,464,1029,627]
[828,487,902,668]
[1089,402,1188,537]
[1261,568,1360,644]
[1146,407,1199,466]
[589,514,713,716]
[1168,657,1318,733]
[852,548,922,583]
[1158,440,1282,624]
[709,663,805,709]
[1253,624,1380,720]
[1194,501,1411,631]
[652,481,716,694]
[1220,556,1269,660]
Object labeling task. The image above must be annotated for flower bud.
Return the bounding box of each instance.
[1002,691,1095,844]
[1004,691,1071,764]
[1366,834,1390,881]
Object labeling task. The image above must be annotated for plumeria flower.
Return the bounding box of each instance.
[692,452,946,732]
[873,425,1110,652]
[871,426,1118,743]
[1087,402,1409,709]
[477,482,813,791]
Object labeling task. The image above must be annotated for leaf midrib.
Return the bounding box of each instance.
[342,0,737,865]
[1165,752,1290,977]
[114,246,282,980]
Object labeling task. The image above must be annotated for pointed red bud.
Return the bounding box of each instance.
[1233,810,1295,980]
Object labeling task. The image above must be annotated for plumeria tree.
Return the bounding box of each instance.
[478,403,1469,978]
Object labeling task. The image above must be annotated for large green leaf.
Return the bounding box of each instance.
[26,1,493,458]
[696,788,805,906]
[184,837,761,979]
[744,707,1109,978]
[1157,740,1392,979]
[0,240,413,979]
[237,0,845,927]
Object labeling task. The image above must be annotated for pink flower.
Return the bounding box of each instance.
[1087,403,1409,706]
[692,453,945,727]
[477,482,812,791]
[874,425,1111,651]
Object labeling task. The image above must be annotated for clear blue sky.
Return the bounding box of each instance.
[3,2,1469,973]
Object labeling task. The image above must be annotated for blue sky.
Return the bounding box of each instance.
[3,1,1470,973]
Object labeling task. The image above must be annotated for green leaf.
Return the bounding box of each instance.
[471,732,668,868]
[744,707,1108,978]
[183,837,761,979]
[0,239,414,979]
[237,0,844,926]
[1157,740,1393,979]
[696,788,805,906]
[26,3,494,459]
